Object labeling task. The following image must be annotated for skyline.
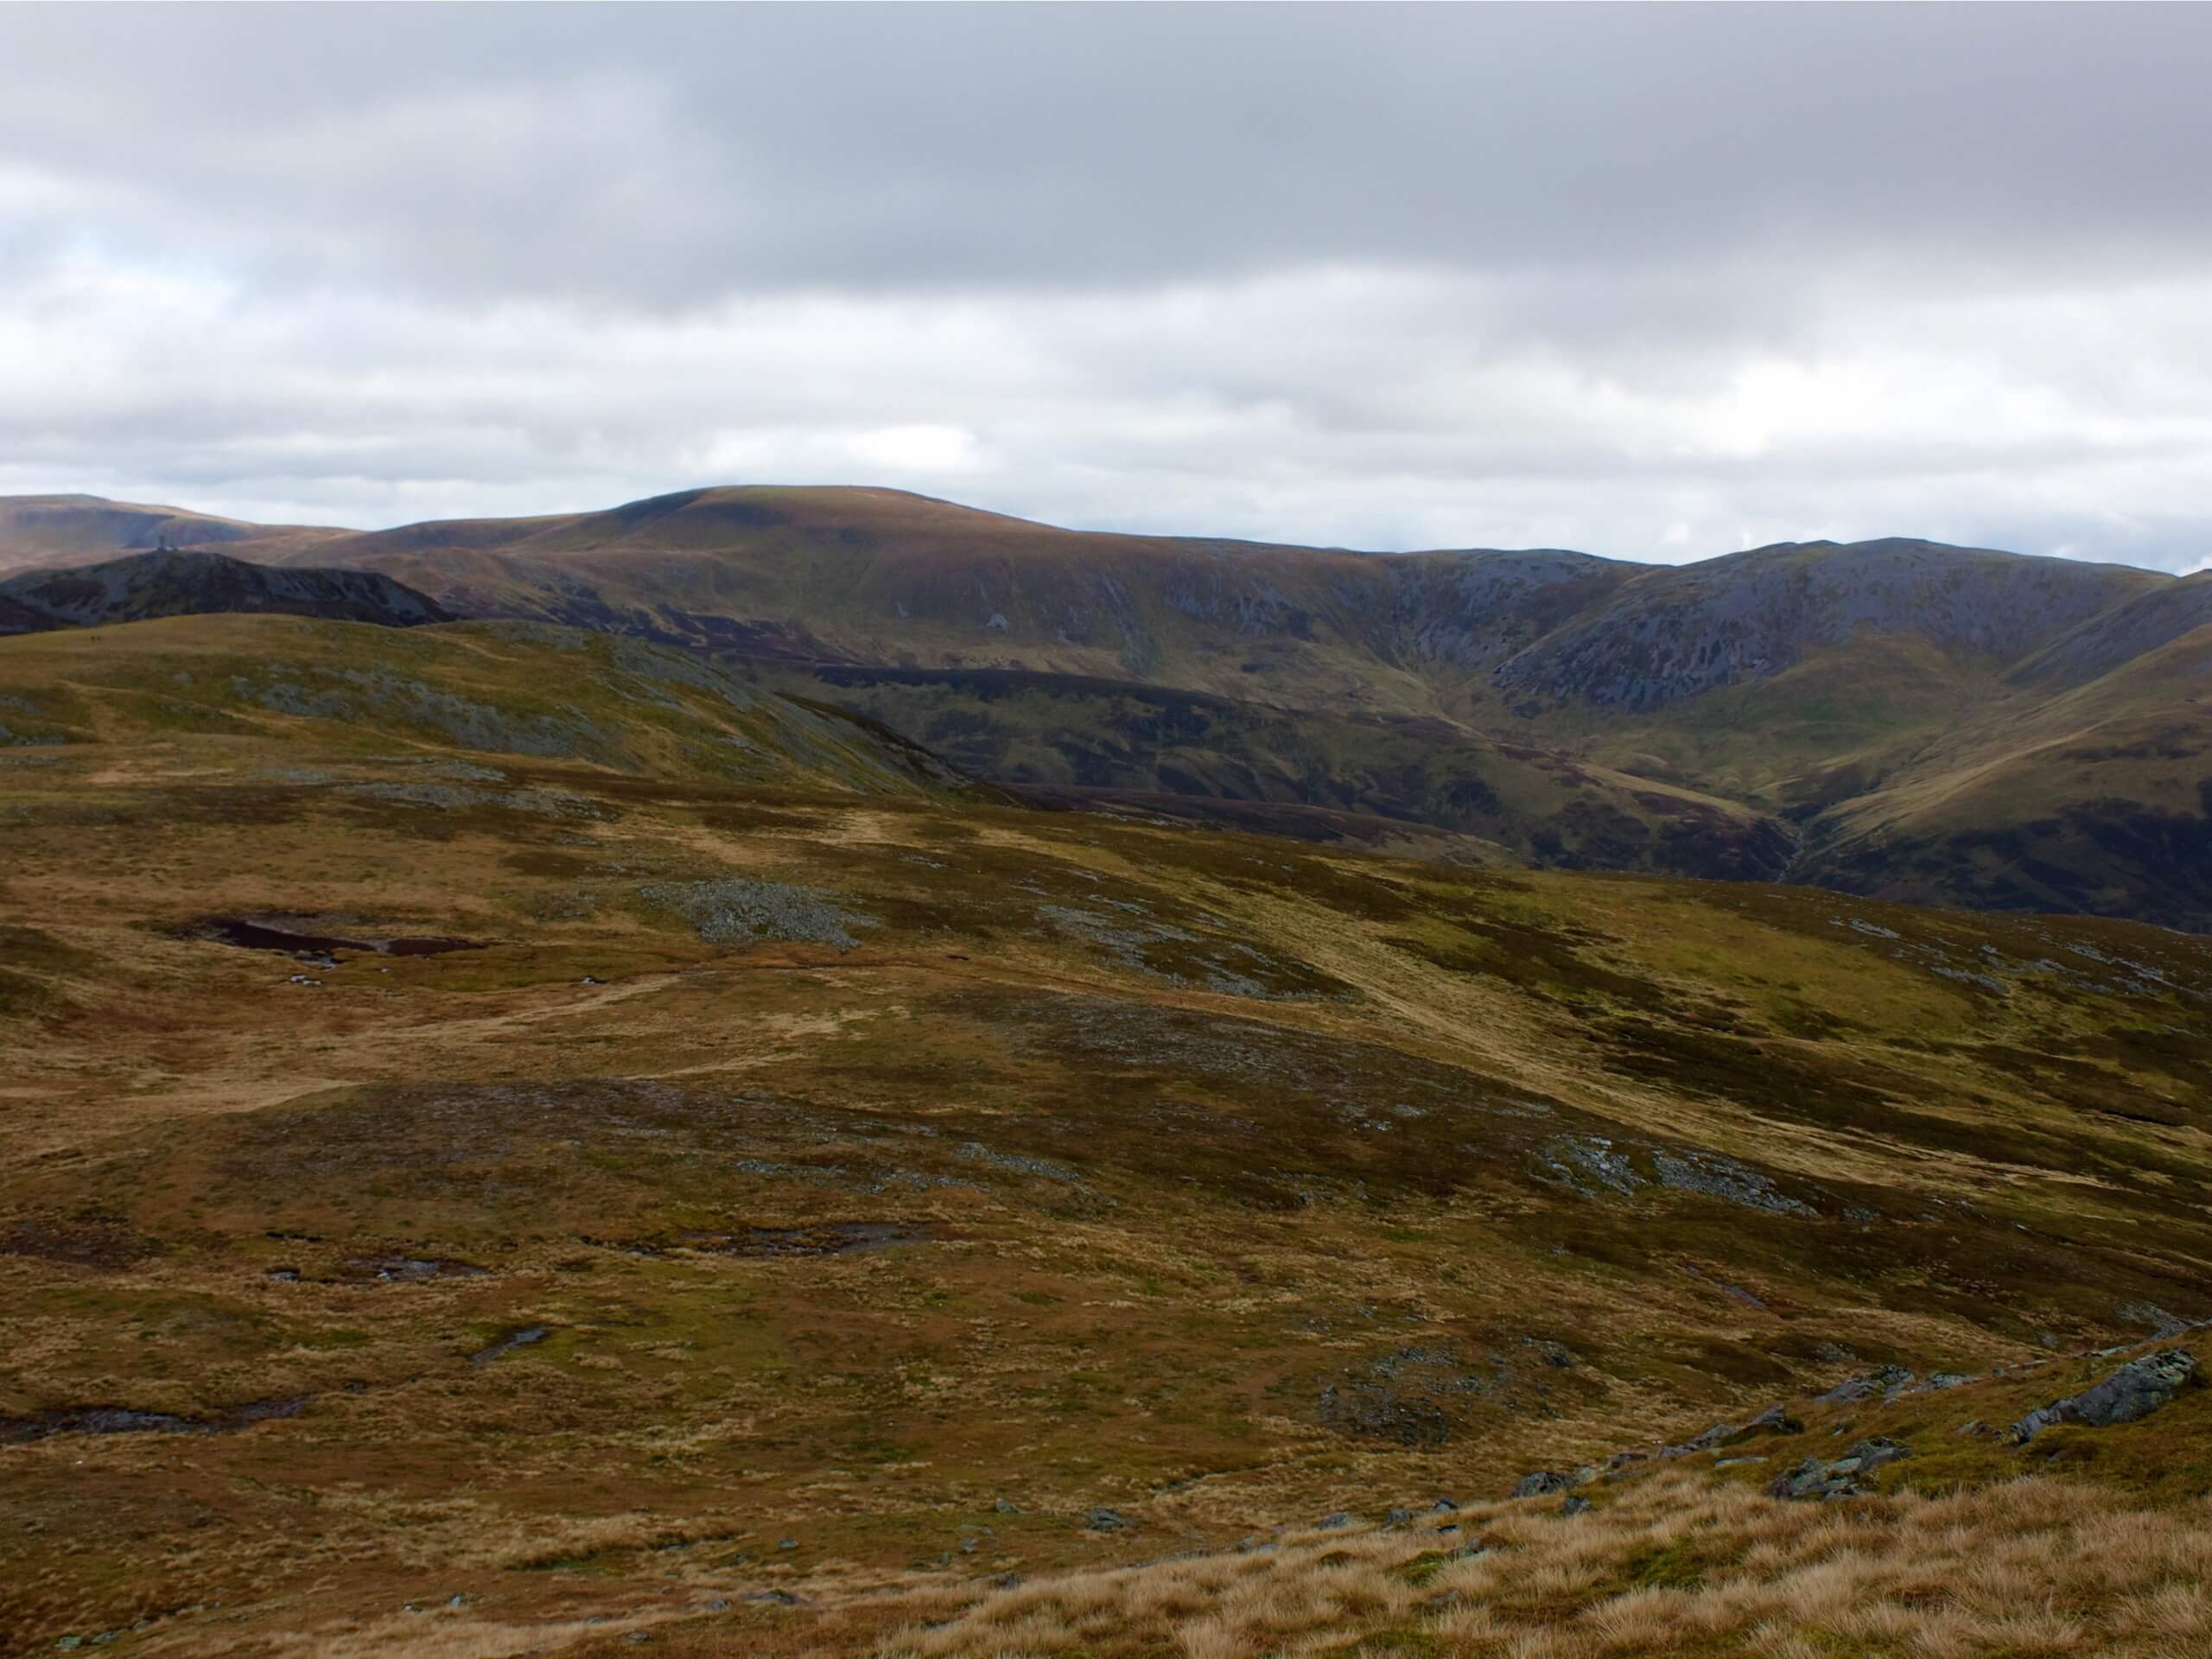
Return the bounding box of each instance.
[7,4,2212,574]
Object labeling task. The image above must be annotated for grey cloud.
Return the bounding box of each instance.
[3,4,2211,572]
[8,6,2212,306]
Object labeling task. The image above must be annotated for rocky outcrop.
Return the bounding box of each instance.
[1769,1438,1914,1501]
[2010,1350,2200,1444]
[1815,1365,1916,1405]
[1511,1469,1592,1498]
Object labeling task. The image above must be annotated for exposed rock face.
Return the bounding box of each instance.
[2010,1350,2200,1444]
[0,548,448,633]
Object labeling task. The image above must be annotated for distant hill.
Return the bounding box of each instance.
[7,486,2205,928]
[0,493,346,574]
[0,548,450,634]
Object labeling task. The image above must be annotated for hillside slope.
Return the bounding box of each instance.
[0,613,980,798]
[4,612,2212,1653]
[1796,620,2212,930]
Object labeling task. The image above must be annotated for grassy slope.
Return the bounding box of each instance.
[1800,623,2212,930]
[4,617,2212,1655]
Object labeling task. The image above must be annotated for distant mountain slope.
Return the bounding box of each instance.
[1795,620,2212,931]
[2009,570,2212,689]
[1490,538,2163,713]
[7,488,2203,930]
[0,548,450,634]
[272,486,1637,715]
[0,493,346,574]
[796,663,1793,880]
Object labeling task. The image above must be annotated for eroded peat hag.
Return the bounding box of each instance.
[178,916,487,958]
[5,613,2212,1658]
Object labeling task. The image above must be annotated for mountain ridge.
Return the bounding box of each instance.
[6,487,2204,929]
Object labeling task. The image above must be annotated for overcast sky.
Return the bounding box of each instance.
[5,4,2212,571]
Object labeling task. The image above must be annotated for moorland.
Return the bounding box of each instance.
[3,495,2212,1657]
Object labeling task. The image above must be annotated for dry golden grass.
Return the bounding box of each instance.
[829,1473,2212,1659]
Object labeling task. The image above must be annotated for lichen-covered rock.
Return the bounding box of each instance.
[1512,1470,1578,1498]
[1769,1438,1913,1501]
[1815,1364,1915,1405]
[1741,1404,1805,1438]
[2010,1349,2199,1444]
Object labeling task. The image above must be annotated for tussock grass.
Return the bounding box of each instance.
[853,1474,2212,1659]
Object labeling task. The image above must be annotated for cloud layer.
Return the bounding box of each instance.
[4,5,2211,568]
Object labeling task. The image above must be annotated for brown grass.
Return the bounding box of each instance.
[833,1472,2212,1659]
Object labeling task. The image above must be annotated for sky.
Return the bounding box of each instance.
[5,3,2212,572]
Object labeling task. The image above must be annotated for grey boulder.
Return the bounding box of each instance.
[2010,1349,2199,1444]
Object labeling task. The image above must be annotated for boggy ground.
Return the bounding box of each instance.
[4,617,2212,1656]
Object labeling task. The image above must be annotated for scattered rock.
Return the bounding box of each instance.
[994,1497,1021,1514]
[746,1590,802,1606]
[342,1255,488,1284]
[2010,1349,2200,1444]
[1512,1471,1578,1498]
[467,1325,548,1366]
[1815,1365,1915,1405]
[1431,1497,1459,1512]
[1085,1508,1132,1533]
[1770,1437,1914,1501]
[702,1599,730,1612]
[1382,1507,1414,1528]
[1316,1511,1353,1530]
[1559,1495,1592,1517]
